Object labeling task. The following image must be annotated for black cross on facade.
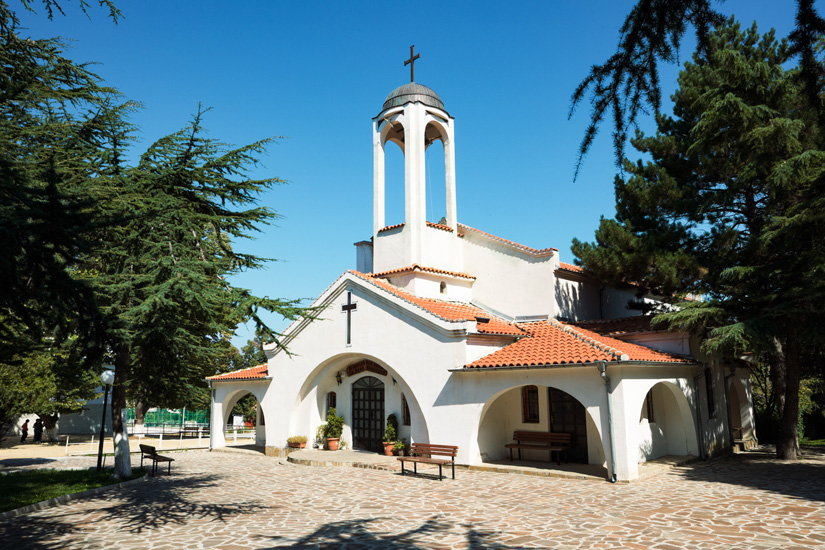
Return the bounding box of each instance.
[341,291,357,345]
[404,45,420,83]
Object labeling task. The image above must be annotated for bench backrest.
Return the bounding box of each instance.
[139,444,157,456]
[410,443,458,459]
[512,431,571,444]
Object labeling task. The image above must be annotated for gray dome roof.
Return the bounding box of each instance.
[382,83,445,111]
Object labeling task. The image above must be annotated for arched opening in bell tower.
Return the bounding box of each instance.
[424,121,447,225]
[384,140,405,227]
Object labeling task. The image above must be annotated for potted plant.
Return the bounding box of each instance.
[324,407,344,450]
[393,438,408,456]
[314,424,326,449]
[287,435,308,449]
[383,413,398,456]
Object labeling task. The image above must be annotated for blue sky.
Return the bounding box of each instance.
[15,0,811,345]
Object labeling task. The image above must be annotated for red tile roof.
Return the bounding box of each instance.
[457,224,557,256]
[377,223,405,233]
[350,271,524,336]
[466,319,690,369]
[208,364,268,381]
[372,264,476,280]
[427,221,454,232]
[558,262,584,273]
[572,315,659,336]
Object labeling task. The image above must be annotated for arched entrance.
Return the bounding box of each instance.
[477,384,604,465]
[638,382,698,462]
[220,388,264,447]
[352,376,384,452]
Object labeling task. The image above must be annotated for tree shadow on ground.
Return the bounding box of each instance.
[0,457,59,468]
[262,516,530,549]
[0,472,263,548]
[674,446,825,503]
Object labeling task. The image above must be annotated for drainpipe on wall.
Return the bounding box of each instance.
[207,382,214,452]
[723,366,736,449]
[692,370,706,460]
[598,362,618,483]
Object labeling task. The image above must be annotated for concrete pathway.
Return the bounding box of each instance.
[0,446,823,549]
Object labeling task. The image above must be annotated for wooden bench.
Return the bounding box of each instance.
[397,443,458,480]
[181,426,208,437]
[504,431,571,465]
[139,444,175,475]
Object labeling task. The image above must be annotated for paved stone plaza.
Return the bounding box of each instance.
[1,447,824,549]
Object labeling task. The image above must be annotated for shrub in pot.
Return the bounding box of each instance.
[324,407,344,450]
[383,414,398,455]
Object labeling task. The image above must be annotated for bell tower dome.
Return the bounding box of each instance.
[371,48,460,276]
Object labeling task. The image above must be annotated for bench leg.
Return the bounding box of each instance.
[168,460,172,475]
[451,462,455,480]
[439,463,443,481]
[509,448,513,462]
[400,460,406,476]
[414,462,417,476]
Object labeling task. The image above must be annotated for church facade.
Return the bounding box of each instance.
[208,80,757,481]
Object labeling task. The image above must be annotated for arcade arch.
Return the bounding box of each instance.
[637,381,699,462]
[477,384,605,466]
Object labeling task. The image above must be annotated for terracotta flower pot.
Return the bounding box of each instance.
[287,442,306,449]
[326,438,340,451]
[383,442,395,456]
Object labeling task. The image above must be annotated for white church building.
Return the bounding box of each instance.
[208,78,757,481]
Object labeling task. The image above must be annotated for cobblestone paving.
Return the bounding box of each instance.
[1,448,823,549]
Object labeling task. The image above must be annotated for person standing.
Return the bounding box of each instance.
[19,419,29,443]
[33,418,43,443]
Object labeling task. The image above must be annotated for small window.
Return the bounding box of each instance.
[327,391,336,416]
[705,368,716,419]
[522,385,539,423]
[402,394,411,426]
[644,390,655,423]
[440,281,447,294]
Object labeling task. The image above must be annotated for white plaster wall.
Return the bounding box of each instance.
[624,332,691,356]
[555,276,601,321]
[601,287,650,319]
[460,234,556,318]
[373,227,412,273]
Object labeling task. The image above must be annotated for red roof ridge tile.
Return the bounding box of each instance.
[456,223,557,256]
[426,221,454,232]
[371,264,476,280]
[550,319,629,360]
[207,363,268,381]
[377,223,405,233]
[558,262,584,273]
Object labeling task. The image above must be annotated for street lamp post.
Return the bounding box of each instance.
[96,369,115,472]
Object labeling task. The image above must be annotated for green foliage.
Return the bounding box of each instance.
[574,17,825,458]
[571,0,825,175]
[384,413,398,442]
[0,467,145,513]
[323,407,343,439]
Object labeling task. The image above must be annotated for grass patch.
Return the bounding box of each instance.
[801,438,825,447]
[0,467,146,513]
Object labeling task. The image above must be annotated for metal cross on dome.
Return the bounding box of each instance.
[341,291,357,345]
[404,45,420,83]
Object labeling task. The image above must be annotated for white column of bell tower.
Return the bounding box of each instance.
[404,102,426,265]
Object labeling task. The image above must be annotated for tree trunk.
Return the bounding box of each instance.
[133,400,150,435]
[112,344,133,478]
[40,413,59,442]
[769,340,786,419]
[776,328,800,460]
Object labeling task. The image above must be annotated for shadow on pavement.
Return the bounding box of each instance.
[0,457,59,468]
[674,446,825,503]
[0,473,263,547]
[263,516,530,549]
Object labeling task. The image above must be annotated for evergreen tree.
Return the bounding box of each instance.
[87,107,306,477]
[573,18,825,459]
[571,0,825,174]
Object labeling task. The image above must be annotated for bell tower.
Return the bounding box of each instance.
[371,47,461,276]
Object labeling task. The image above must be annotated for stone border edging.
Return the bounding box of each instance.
[0,473,150,521]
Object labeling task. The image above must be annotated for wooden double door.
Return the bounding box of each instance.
[352,376,384,452]
[548,387,588,463]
